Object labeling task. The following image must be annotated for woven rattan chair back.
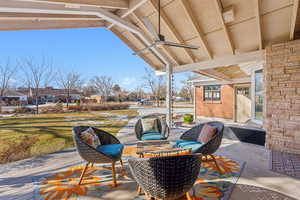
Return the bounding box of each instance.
[72,126,121,163]
[134,114,169,140]
[128,154,201,200]
[180,121,224,155]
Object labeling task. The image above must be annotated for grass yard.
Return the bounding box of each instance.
[0,109,137,164]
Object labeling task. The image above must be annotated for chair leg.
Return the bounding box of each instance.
[137,185,142,195]
[90,163,94,168]
[211,155,223,175]
[78,162,89,185]
[112,161,117,187]
[120,159,124,167]
[186,192,193,200]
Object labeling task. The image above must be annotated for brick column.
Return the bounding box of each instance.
[265,40,300,154]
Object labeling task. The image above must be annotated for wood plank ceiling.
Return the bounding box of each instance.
[0,0,299,81]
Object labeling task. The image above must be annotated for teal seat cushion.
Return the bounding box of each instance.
[174,141,203,153]
[141,132,165,140]
[96,144,124,158]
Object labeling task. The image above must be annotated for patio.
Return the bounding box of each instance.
[0,108,299,200]
[0,0,300,199]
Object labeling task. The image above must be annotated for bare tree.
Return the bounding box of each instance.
[180,74,197,103]
[134,85,145,100]
[0,58,17,98]
[82,84,97,97]
[56,71,83,108]
[20,57,54,114]
[90,76,114,103]
[143,67,165,107]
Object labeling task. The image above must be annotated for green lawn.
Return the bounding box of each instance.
[0,109,137,164]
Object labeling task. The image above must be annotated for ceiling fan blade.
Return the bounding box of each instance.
[163,41,200,50]
[133,43,157,55]
[142,17,160,41]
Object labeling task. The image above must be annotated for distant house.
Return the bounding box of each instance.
[90,95,102,103]
[17,87,81,104]
[1,90,28,105]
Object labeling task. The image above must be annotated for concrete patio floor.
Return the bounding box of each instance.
[0,108,299,200]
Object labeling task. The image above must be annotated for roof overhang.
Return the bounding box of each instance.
[0,0,299,81]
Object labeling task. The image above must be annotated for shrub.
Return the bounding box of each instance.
[40,105,64,114]
[75,99,81,106]
[14,106,35,114]
[67,103,130,111]
[67,105,82,111]
[183,114,194,124]
[0,136,38,164]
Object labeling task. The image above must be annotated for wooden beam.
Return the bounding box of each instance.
[0,7,141,34]
[15,0,129,9]
[290,0,299,40]
[197,69,232,81]
[111,27,159,69]
[173,50,265,73]
[0,12,102,20]
[0,19,105,31]
[192,77,251,86]
[213,0,234,54]
[254,0,263,49]
[179,0,212,59]
[107,0,149,29]
[0,17,101,21]
[149,0,196,62]
[131,12,180,66]
[0,3,170,65]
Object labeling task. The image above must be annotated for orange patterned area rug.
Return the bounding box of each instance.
[33,145,245,200]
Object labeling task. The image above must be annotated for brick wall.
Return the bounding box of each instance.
[195,85,234,119]
[265,40,300,154]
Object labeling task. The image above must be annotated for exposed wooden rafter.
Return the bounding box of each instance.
[254,0,263,49]
[179,0,212,59]
[213,0,234,54]
[107,0,149,29]
[131,12,180,66]
[15,0,129,9]
[149,0,196,63]
[290,0,299,40]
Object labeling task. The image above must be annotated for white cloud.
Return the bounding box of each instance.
[121,77,137,86]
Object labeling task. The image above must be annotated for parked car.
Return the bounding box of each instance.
[138,99,151,105]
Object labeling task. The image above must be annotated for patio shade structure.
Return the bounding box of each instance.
[0,0,300,156]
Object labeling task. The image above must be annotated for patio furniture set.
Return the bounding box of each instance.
[72,114,224,200]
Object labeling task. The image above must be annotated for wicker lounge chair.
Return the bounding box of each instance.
[135,114,169,141]
[178,121,224,174]
[73,126,124,186]
[128,154,201,200]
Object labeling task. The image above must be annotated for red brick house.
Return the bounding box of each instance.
[17,87,81,103]
[192,63,263,124]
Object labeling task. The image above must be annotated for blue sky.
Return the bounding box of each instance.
[0,27,189,91]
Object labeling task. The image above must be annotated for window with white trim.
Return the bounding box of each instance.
[203,85,221,101]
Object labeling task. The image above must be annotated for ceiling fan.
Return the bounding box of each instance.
[133,0,199,55]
